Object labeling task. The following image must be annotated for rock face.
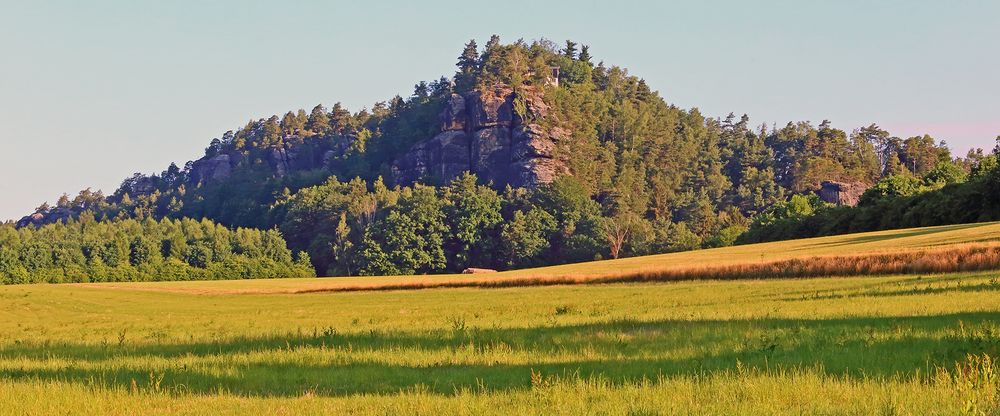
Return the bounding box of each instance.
[16,207,73,228]
[392,86,566,188]
[189,136,345,186]
[817,181,869,206]
[190,154,233,185]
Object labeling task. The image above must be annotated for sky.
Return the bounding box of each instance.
[1,0,998,221]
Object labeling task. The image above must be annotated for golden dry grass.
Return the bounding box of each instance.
[296,244,1000,292]
[71,221,1000,295]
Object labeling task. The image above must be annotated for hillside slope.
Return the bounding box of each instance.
[74,221,1000,294]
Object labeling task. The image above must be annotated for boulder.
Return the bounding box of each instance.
[322,149,337,165]
[817,181,869,206]
[268,147,313,178]
[269,148,290,177]
[510,124,556,160]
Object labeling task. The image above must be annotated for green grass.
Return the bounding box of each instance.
[2,223,1000,414]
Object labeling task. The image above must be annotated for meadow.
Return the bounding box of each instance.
[1,222,1000,414]
[76,221,1000,294]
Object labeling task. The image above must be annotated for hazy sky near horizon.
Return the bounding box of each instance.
[1,0,998,221]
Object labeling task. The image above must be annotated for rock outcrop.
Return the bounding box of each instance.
[16,207,73,228]
[392,86,567,188]
[817,181,869,206]
[190,154,234,185]
[189,136,347,186]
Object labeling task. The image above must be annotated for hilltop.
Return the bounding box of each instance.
[11,36,996,278]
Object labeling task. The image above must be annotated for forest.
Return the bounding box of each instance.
[7,36,996,278]
[0,215,314,284]
[742,147,1000,243]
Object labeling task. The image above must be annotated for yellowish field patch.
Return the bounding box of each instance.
[67,221,1000,295]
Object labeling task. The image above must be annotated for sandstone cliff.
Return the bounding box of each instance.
[391,86,567,188]
[188,137,344,187]
[817,181,869,206]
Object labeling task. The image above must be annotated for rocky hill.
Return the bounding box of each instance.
[17,36,963,270]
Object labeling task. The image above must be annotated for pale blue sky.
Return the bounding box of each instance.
[1,0,998,221]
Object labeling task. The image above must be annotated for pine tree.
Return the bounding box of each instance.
[412,81,430,101]
[563,40,578,59]
[578,45,592,64]
[484,35,500,53]
[455,39,479,91]
[307,104,331,136]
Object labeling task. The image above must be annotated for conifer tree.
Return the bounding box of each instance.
[562,40,578,59]
[578,45,592,64]
[455,39,479,91]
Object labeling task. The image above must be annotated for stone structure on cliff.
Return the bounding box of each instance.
[391,86,567,188]
[817,181,869,206]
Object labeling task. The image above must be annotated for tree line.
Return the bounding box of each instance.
[0,215,314,284]
[741,144,1000,243]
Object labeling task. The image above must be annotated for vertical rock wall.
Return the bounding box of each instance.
[391,86,567,188]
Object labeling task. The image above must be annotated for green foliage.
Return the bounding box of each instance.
[970,155,998,180]
[860,175,927,205]
[0,218,313,284]
[706,224,749,248]
[740,195,832,243]
[923,159,967,186]
[442,173,502,270]
[533,177,605,262]
[358,185,448,276]
[745,159,1000,243]
[500,207,557,269]
[663,222,702,252]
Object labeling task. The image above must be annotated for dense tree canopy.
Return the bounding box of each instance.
[0,216,313,284]
[741,144,1000,243]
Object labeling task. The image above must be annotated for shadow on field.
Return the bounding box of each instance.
[776,276,1000,301]
[1,312,998,397]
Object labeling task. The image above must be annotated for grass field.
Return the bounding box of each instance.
[2,222,1000,414]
